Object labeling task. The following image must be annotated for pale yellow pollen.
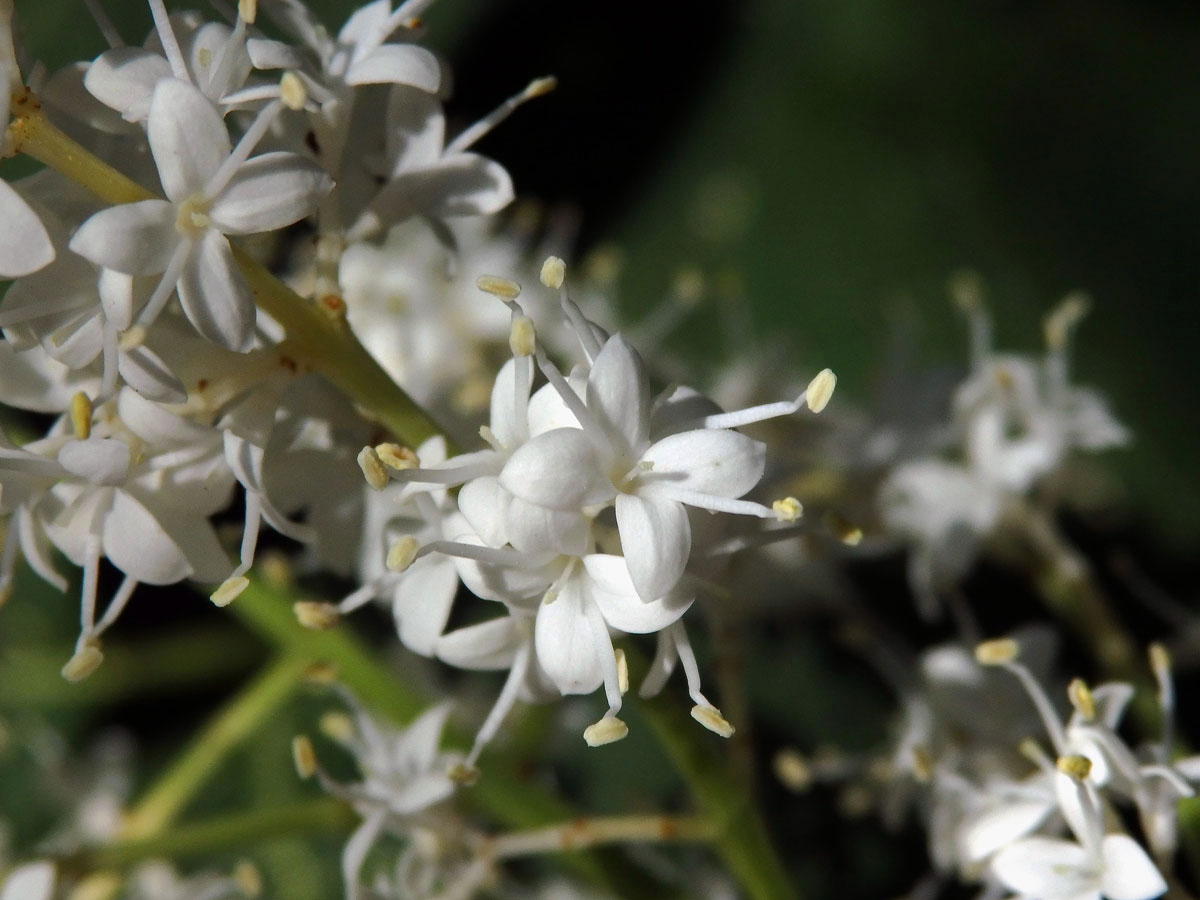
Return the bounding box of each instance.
[1044,291,1090,350]
[70,391,92,440]
[1149,642,1171,678]
[375,442,417,470]
[62,642,104,682]
[357,446,389,490]
[773,748,812,792]
[615,648,629,695]
[1067,678,1095,721]
[238,0,258,25]
[234,861,262,898]
[974,637,1019,666]
[279,71,306,111]
[448,762,480,785]
[772,496,802,523]
[691,704,735,738]
[523,76,558,98]
[386,535,419,573]
[293,601,339,630]
[583,716,629,747]
[476,274,522,300]
[319,711,355,743]
[509,315,536,357]
[196,47,213,69]
[1056,754,1093,780]
[1018,738,1047,766]
[291,735,317,779]
[211,575,249,607]
[539,255,566,289]
[805,368,837,413]
[824,511,863,546]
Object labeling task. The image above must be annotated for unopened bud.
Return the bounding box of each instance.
[691,704,735,738]
[974,638,1019,666]
[1067,678,1095,721]
[539,256,566,289]
[357,446,388,490]
[70,392,92,440]
[279,71,306,110]
[1056,754,1093,780]
[773,497,802,523]
[476,275,522,300]
[62,642,104,682]
[211,575,249,607]
[583,716,629,747]
[805,368,836,413]
[292,735,317,779]
[375,443,417,470]
[509,315,536,357]
[387,535,419,572]
[294,601,339,630]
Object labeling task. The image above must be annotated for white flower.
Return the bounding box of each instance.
[0,861,55,900]
[70,78,330,350]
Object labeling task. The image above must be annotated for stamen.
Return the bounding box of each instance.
[238,0,258,24]
[1150,642,1174,754]
[465,638,532,768]
[583,715,629,747]
[974,638,1019,665]
[234,862,262,899]
[62,640,104,682]
[147,0,190,82]
[772,497,802,522]
[824,511,863,546]
[773,749,813,792]
[948,269,991,371]
[1056,754,1093,780]
[356,446,389,489]
[476,275,522,300]
[386,535,419,572]
[559,295,603,361]
[444,76,557,156]
[650,487,774,519]
[70,392,92,439]
[93,575,138,637]
[1067,678,1095,722]
[615,648,629,695]
[294,601,340,630]
[319,712,355,743]
[211,575,249,607]
[979,643,1068,753]
[691,703,735,738]
[805,368,837,413]
[509,314,536,357]
[205,99,285,199]
[540,256,566,289]
[1044,291,1090,351]
[374,442,417,470]
[83,0,124,49]
[279,71,307,110]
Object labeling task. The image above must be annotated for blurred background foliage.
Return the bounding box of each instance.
[5,0,1200,898]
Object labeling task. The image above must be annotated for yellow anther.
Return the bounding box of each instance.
[210,575,249,607]
[947,269,985,312]
[70,392,92,440]
[509,315,536,357]
[238,0,258,24]
[772,496,803,523]
[319,711,355,743]
[476,274,522,300]
[293,601,339,630]
[233,861,262,898]
[824,511,863,545]
[1067,678,1095,721]
[448,762,480,785]
[615,648,629,695]
[583,716,629,747]
[386,536,419,573]
[356,446,388,490]
[62,642,104,682]
[1149,642,1171,678]
[260,552,293,589]
[196,47,213,68]
[773,748,812,792]
[539,255,566,289]
[375,442,417,470]
[279,71,306,110]
[911,746,935,783]
[1044,291,1090,350]
[974,638,1019,665]
[1056,754,1093,780]
[523,76,557,98]
[691,704,735,738]
[291,735,317,779]
[302,661,339,683]
[805,368,837,413]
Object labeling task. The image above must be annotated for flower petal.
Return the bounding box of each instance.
[104,489,229,584]
[368,153,513,224]
[118,345,187,403]
[58,438,131,486]
[641,428,766,499]
[505,496,590,557]
[535,575,605,696]
[84,47,173,121]
[1099,834,1167,900]
[69,200,177,275]
[457,476,510,547]
[0,181,54,277]
[147,78,230,200]
[587,334,650,451]
[345,43,441,92]
[437,616,523,670]
[209,152,332,234]
[615,492,690,601]
[584,554,692,634]
[393,557,460,656]
[499,427,612,511]
[990,837,1093,899]
[176,230,255,351]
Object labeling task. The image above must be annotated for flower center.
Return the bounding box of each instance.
[175,193,213,236]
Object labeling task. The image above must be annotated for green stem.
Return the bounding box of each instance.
[6,98,447,448]
[67,799,353,872]
[628,647,799,900]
